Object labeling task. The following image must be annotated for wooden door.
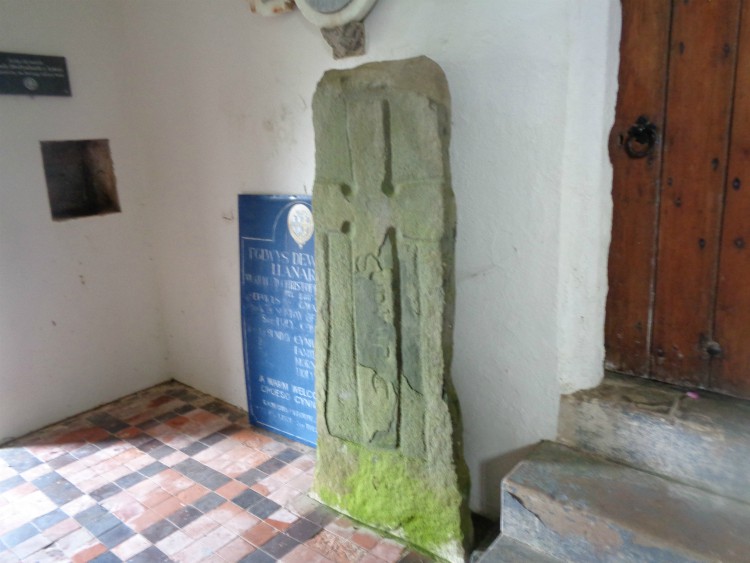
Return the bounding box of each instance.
[606,0,750,398]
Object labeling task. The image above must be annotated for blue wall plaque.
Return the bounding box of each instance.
[239,195,316,447]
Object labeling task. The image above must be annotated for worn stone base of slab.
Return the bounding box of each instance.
[313,436,471,562]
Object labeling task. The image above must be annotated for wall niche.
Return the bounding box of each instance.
[40,139,120,221]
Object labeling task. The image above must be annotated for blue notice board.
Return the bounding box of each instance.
[239,195,316,447]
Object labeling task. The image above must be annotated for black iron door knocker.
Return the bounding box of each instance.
[624,116,658,159]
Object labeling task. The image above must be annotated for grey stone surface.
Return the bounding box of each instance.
[558,371,750,503]
[311,56,471,562]
[321,22,365,59]
[502,441,750,562]
[477,536,563,563]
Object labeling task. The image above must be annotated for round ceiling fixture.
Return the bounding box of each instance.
[295,0,378,27]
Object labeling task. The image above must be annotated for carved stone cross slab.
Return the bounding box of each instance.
[311,56,472,562]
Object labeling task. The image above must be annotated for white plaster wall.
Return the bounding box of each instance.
[118,0,619,517]
[0,1,167,443]
[557,1,620,395]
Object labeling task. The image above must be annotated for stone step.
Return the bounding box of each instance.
[476,536,563,563]
[501,441,750,562]
[558,371,750,503]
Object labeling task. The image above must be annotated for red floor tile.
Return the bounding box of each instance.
[70,542,107,563]
[371,538,407,562]
[176,483,210,505]
[216,536,256,560]
[282,543,333,562]
[205,501,245,524]
[352,529,380,550]
[242,520,278,547]
[223,511,261,535]
[129,509,164,533]
[152,495,186,518]
[182,514,221,540]
[215,479,249,500]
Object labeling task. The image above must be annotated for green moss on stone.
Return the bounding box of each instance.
[315,440,466,558]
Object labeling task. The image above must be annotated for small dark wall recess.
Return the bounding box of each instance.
[40,139,120,221]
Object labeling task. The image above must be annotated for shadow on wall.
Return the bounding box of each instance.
[479,444,537,518]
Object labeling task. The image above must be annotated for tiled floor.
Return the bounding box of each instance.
[0,381,432,562]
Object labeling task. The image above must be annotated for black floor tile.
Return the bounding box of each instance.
[305,504,338,527]
[99,523,135,548]
[256,457,285,475]
[173,459,229,490]
[168,506,202,528]
[0,475,24,494]
[286,517,322,542]
[232,489,264,509]
[75,504,108,525]
[0,523,38,549]
[124,433,151,448]
[115,471,146,490]
[127,546,171,562]
[87,412,129,434]
[236,468,266,486]
[193,492,224,513]
[399,550,434,562]
[249,498,281,519]
[181,441,208,456]
[70,443,100,460]
[136,419,160,431]
[259,533,299,559]
[275,447,303,463]
[239,549,275,563]
[43,481,83,505]
[155,412,179,423]
[149,445,176,460]
[91,552,122,563]
[202,401,231,416]
[32,471,63,490]
[87,513,122,538]
[32,508,68,532]
[199,432,225,446]
[141,519,178,543]
[139,461,167,477]
[47,453,76,469]
[0,448,41,472]
[91,483,121,502]
[137,438,163,453]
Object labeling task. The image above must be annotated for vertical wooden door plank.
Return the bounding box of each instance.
[651,0,741,386]
[713,3,750,398]
[605,0,671,375]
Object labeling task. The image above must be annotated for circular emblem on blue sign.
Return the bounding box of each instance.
[287,203,314,248]
[23,77,39,92]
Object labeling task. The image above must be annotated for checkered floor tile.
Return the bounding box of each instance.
[0,382,431,562]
